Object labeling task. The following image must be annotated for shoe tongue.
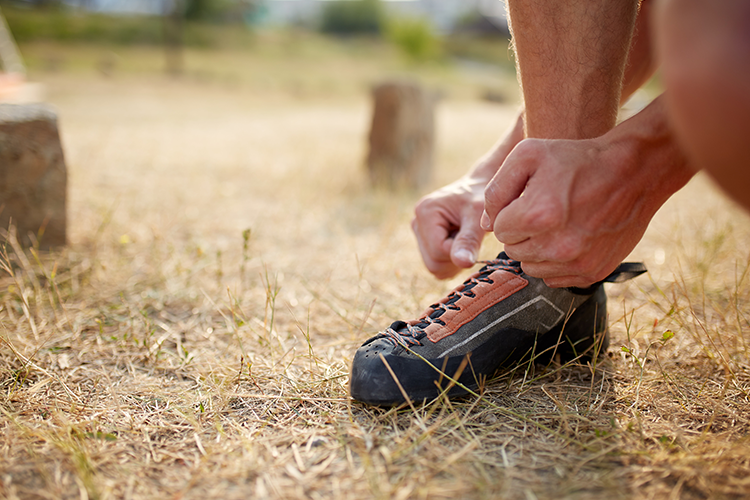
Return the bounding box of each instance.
[389,320,408,331]
[491,251,521,269]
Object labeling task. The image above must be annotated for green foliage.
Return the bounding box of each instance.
[442,35,515,68]
[320,0,384,36]
[4,7,163,44]
[386,17,440,62]
[1,5,246,47]
[185,0,240,22]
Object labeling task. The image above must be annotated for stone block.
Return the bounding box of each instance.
[0,103,67,248]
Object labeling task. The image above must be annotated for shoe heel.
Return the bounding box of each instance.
[535,286,608,363]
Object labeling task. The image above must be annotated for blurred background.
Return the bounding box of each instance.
[3,5,750,499]
[0,0,529,282]
[0,0,518,98]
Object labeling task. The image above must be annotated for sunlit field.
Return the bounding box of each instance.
[2,36,750,499]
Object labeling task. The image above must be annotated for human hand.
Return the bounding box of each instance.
[480,137,645,287]
[479,98,693,287]
[412,175,488,279]
[412,113,525,279]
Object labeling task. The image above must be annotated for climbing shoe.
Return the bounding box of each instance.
[349,252,645,406]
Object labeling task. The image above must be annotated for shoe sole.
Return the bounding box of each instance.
[349,286,608,406]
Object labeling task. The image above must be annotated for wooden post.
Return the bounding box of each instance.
[366,81,435,190]
[0,104,67,248]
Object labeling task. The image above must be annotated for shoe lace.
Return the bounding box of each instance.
[381,256,522,348]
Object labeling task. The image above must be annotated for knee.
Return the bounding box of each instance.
[654,0,750,210]
[655,0,750,100]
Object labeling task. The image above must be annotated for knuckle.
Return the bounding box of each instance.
[504,247,520,261]
[413,198,431,218]
[562,258,608,286]
[454,233,481,249]
[468,196,485,212]
[431,265,455,280]
[511,138,543,160]
[523,204,563,232]
[547,237,584,263]
[483,182,500,207]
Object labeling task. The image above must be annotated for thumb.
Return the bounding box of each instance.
[450,211,485,268]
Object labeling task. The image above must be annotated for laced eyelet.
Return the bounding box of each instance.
[377,258,522,347]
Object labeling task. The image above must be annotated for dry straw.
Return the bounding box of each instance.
[1,48,750,499]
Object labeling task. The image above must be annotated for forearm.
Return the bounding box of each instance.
[464,110,525,183]
[600,94,694,210]
[507,0,640,139]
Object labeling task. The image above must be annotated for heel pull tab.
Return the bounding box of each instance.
[567,262,647,295]
[602,262,647,283]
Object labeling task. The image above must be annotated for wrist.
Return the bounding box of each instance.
[600,96,695,203]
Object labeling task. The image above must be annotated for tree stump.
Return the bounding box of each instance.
[366,81,435,190]
[0,103,67,248]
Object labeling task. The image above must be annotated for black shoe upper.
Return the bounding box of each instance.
[350,253,646,405]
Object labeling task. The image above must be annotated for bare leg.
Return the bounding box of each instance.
[507,0,640,140]
[621,0,657,100]
[656,0,750,211]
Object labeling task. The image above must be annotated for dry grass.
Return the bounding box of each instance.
[1,41,750,500]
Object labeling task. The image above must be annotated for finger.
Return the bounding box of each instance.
[450,208,486,268]
[521,262,596,288]
[493,192,564,245]
[411,210,453,264]
[503,226,585,264]
[543,276,597,288]
[503,239,545,263]
[520,261,602,288]
[411,217,460,279]
[481,143,535,231]
[413,199,459,258]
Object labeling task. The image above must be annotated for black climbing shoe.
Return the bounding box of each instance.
[349,253,645,406]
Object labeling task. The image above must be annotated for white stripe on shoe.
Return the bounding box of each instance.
[437,295,566,358]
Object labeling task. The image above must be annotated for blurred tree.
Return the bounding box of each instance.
[184,0,261,23]
[163,0,185,76]
[185,0,228,21]
[387,17,440,63]
[320,0,383,36]
[163,0,257,75]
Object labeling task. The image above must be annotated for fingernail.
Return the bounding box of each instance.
[454,249,476,265]
[480,211,490,231]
